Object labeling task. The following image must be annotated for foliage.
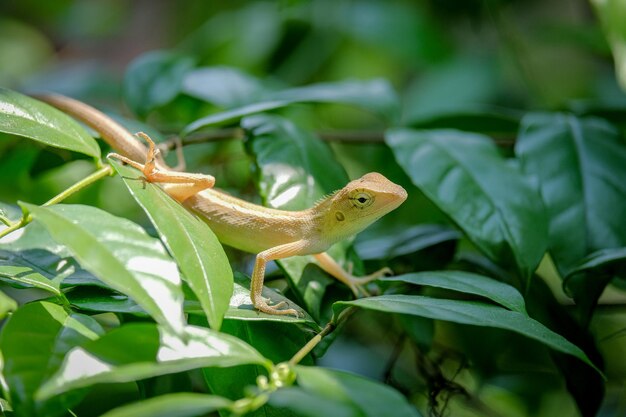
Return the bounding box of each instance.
[1,1,626,417]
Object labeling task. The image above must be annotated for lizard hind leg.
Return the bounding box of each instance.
[314,252,392,297]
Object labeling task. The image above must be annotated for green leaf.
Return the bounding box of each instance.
[244,114,351,314]
[0,289,17,318]
[354,224,460,260]
[384,271,527,313]
[278,366,423,417]
[67,275,319,328]
[516,114,626,320]
[0,301,102,416]
[269,388,357,417]
[182,79,399,134]
[112,161,233,331]
[0,249,62,295]
[386,128,547,283]
[566,247,626,278]
[24,203,187,335]
[245,114,349,210]
[0,88,100,158]
[334,295,602,375]
[592,0,626,91]
[123,51,195,117]
[265,79,399,121]
[516,114,626,274]
[99,393,232,417]
[36,323,270,400]
[182,66,266,108]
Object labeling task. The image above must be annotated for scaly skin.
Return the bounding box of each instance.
[37,94,408,316]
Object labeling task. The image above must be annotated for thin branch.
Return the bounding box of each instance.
[158,129,516,150]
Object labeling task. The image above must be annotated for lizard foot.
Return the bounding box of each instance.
[255,300,300,317]
[346,267,394,298]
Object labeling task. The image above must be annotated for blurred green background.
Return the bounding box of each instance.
[1,1,625,416]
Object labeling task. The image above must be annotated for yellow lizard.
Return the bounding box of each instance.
[37,94,408,316]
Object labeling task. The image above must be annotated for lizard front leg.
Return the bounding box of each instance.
[108,132,215,202]
[313,252,391,297]
[251,240,308,317]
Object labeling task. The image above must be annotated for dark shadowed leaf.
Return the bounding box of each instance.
[0,88,100,157]
[386,128,547,283]
[516,114,626,319]
[334,295,601,375]
[384,271,527,313]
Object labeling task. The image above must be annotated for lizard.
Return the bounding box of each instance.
[36,94,408,316]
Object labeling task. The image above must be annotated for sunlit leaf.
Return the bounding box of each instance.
[334,295,601,375]
[24,203,187,336]
[0,88,100,157]
[384,271,527,313]
[386,128,547,283]
[0,301,103,416]
[112,161,233,331]
[36,323,270,400]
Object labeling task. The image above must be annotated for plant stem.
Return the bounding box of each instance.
[0,165,114,240]
[288,307,356,365]
[159,129,516,151]
[43,165,113,206]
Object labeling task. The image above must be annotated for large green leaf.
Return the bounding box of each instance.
[182,66,267,108]
[384,271,527,313]
[0,88,100,158]
[516,114,626,274]
[182,79,399,133]
[112,161,233,331]
[592,0,626,91]
[269,366,422,417]
[36,323,270,399]
[334,295,601,375]
[386,128,547,283]
[99,393,232,417]
[24,204,187,335]
[354,224,460,260]
[243,114,352,314]
[123,51,195,117]
[516,114,626,320]
[0,301,103,417]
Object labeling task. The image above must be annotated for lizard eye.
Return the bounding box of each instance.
[350,191,374,208]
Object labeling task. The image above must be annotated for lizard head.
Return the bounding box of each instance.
[321,172,407,241]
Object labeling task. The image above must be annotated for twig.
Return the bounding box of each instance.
[158,129,516,150]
